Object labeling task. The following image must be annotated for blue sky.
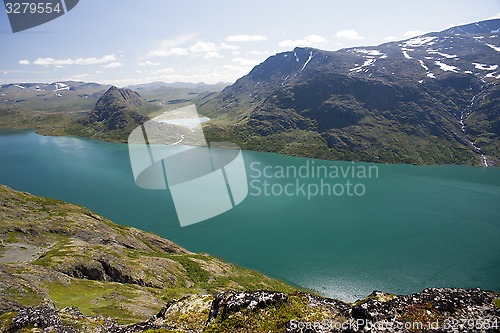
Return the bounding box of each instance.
[1,0,499,86]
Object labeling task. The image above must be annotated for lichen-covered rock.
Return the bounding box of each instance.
[286,288,500,333]
[208,290,288,322]
[10,306,72,332]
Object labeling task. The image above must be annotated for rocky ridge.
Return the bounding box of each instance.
[4,289,499,332]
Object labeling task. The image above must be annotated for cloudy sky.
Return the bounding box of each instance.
[1,0,499,86]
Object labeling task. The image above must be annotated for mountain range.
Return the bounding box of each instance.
[0,20,498,166]
[200,19,500,166]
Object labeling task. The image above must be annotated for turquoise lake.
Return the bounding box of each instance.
[0,130,499,302]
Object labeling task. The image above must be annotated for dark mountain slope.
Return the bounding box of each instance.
[200,19,500,166]
[78,86,152,141]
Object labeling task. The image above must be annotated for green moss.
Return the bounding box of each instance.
[171,255,210,284]
[45,279,158,324]
[0,312,17,332]
[32,239,71,267]
[494,299,500,309]
[5,231,22,244]
[1,285,45,307]
[205,294,332,333]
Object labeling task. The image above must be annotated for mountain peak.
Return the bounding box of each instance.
[442,18,500,35]
[78,86,148,141]
[100,86,143,110]
[200,19,499,166]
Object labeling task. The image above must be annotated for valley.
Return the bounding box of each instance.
[1,20,498,166]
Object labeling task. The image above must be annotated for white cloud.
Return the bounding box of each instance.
[153,67,175,74]
[334,29,364,40]
[148,38,223,60]
[149,47,189,57]
[139,61,160,66]
[225,34,268,42]
[72,74,90,79]
[278,34,327,48]
[190,41,217,53]
[95,70,102,74]
[103,62,123,68]
[187,42,223,59]
[148,33,196,57]
[490,12,500,19]
[33,54,117,66]
[18,59,30,65]
[232,57,260,66]
[204,51,222,59]
[220,42,240,51]
[102,64,246,86]
[403,30,425,38]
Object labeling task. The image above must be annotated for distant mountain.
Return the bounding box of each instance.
[78,86,150,141]
[127,81,229,92]
[0,80,211,141]
[200,19,500,166]
[0,81,109,111]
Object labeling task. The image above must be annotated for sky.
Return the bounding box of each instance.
[1,0,499,86]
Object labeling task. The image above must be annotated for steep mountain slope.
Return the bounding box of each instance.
[0,184,297,326]
[77,86,154,141]
[200,19,500,166]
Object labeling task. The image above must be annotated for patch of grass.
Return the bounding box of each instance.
[494,299,500,309]
[171,255,210,284]
[1,284,45,307]
[5,231,22,244]
[45,279,159,324]
[31,239,71,267]
[0,312,16,332]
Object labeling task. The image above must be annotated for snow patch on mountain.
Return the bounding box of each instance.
[402,50,412,59]
[418,60,429,71]
[301,51,314,71]
[353,49,384,56]
[427,50,457,59]
[485,72,500,79]
[435,61,458,72]
[54,82,70,92]
[472,63,498,71]
[485,43,500,52]
[402,36,437,47]
[350,58,376,72]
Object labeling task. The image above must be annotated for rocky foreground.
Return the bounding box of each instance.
[5,288,500,332]
[0,184,499,332]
